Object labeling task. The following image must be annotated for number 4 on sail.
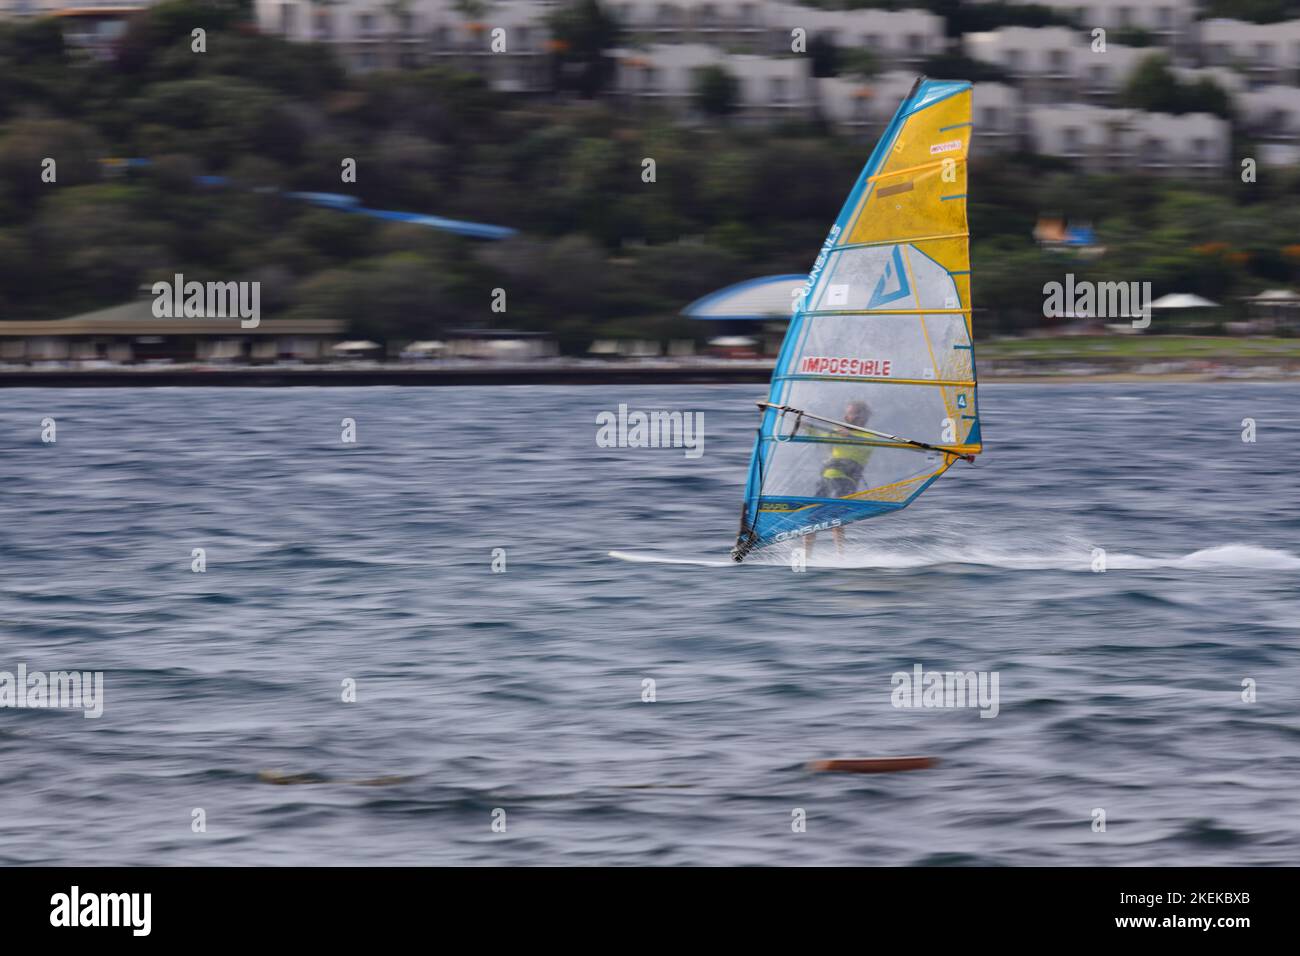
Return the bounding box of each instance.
[732,77,983,563]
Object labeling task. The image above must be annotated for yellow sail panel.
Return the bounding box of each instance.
[845,88,972,248]
[848,163,967,247]
[912,235,972,308]
[852,459,952,503]
[877,88,972,174]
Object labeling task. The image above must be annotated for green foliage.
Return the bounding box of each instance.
[1121,55,1232,119]
[547,0,621,98]
[808,34,840,79]
[836,47,879,79]
[288,251,451,343]
[0,119,104,212]
[1111,27,1156,48]
[1,0,1296,348]
[943,1,1078,35]
[1202,0,1300,22]
[808,0,1076,36]
[693,66,740,118]
[921,53,1011,84]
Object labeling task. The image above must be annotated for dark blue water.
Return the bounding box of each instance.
[1,383,1297,865]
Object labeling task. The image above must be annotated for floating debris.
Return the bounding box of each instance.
[807,757,938,774]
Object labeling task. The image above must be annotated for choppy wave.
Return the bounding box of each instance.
[1,383,1299,865]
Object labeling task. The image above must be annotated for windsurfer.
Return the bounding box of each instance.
[804,400,873,556]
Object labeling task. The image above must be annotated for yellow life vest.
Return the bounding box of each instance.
[809,426,873,480]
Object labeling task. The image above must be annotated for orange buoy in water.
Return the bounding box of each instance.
[808,756,937,773]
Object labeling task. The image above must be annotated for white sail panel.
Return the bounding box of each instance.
[788,311,973,383]
[805,244,963,314]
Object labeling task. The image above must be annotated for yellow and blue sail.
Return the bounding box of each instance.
[733,77,982,560]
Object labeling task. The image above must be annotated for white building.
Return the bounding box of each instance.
[1028,103,1227,176]
[1171,64,1246,96]
[607,2,944,67]
[1074,43,1155,103]
[1130,110,1228,175]
[763,3,944,69]
[966,26,1159,105]
[975,0,1197,50]
[966,26,1076,101]
[256,0,551,85]
[818,70,912,136]
[607,0,769,51]
[1200,18,1300,88]
[1238,85,1300,166]
[971,80,1021,152]
[613,43,812,123]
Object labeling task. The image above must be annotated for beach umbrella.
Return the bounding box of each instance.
[1149,293,1219,309]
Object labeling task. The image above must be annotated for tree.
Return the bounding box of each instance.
[0,119,103,212]
[693,66,739,119]
[921,53,1010,83]
[547,0,620,98]
[1121,54,1231,119]
[452,0,491,17]
[1203,0,1300,22]
[808,34,839,78]
[290,252,451,343]
[838,48,880,78]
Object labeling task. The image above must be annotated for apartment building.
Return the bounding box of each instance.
[1171,64,1246,96]
[256,0,550,87]
[1238,84,1300,166]
[1073,43,1154,104]
[971,80,1021,152]
[978,0,1197,49]
[607,0,767,51]
[1200,18,1300,88]
[254,1,946,81]
[762,3,943,69]
[1029,103,1227,176]
[606,2,944,67]
[614,42,812,123]
[1131,110,1228,175]
[966,26,1160,106]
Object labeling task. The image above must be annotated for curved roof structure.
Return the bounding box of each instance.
[682,275,807,321]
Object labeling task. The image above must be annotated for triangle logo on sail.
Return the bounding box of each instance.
[866,245,911,309]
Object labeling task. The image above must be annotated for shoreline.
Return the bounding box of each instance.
[0,364,1296,387]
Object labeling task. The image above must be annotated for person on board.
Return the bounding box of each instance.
[804,399,873,557]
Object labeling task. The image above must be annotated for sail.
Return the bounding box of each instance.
[733,77,981,561]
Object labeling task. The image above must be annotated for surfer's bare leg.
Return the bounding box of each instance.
[803,532,815,557]
[832,526,846,555]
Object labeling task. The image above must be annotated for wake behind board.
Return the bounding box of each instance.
[607,551,736,568]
